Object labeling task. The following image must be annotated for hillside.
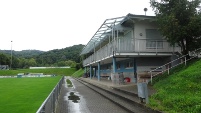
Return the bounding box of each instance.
[0,50,44,58]
[149,58,201,113]
[35,44,84,65]
[0,44,85,69]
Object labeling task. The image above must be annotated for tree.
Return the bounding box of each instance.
[150,0,201,56]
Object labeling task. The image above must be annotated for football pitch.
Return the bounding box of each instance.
[0,76,62,113]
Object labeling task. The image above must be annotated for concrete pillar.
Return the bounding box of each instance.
[112,57,116,73]
[98,62,100,81]
[90,65,92,79]
[134,58,137,83]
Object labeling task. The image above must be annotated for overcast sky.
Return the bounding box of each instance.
[0,0,155,51]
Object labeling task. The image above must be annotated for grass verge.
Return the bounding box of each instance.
[66,79,73,87]
[149,59,201,113]
[0,76,62,113]
[71,68,84,77]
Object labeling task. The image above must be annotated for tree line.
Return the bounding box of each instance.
[0,44,84,69]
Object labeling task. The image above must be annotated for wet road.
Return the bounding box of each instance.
[56,76,129,113]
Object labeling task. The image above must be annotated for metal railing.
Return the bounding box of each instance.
[149,48,201,84]
[83,38,181,66]
[36,76,64,113]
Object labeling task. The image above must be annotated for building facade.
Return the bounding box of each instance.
[80,14,181,83]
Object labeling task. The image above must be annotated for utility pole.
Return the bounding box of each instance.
[10,41,13,70]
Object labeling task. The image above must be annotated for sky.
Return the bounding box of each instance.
[0,0,155,51]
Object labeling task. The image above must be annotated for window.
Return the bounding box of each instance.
[125,61,134,68]
[117,63,121,69]
[146,29,163,49]
[106,65,110,70]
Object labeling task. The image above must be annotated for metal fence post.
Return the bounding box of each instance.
[185,57,187,66]
[168,64,170,75]
[150,72,153,84]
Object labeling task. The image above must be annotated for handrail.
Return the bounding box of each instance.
[149,48,201,84]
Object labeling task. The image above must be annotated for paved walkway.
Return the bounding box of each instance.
[56,76,129,113]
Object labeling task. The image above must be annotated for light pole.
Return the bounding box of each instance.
[10,41,13,70]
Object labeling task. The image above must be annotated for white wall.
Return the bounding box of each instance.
[134,21,159,39]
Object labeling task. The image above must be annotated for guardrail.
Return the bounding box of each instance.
[149,48,201,84]
[36,76,64,113]
[83,38,181,66]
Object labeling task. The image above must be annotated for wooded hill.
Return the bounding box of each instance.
[0,50,44,58]
[0,44,85,69]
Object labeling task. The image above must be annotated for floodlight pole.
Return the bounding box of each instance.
[10,41,13,70]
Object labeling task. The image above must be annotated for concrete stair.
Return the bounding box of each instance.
[74,77,162,113]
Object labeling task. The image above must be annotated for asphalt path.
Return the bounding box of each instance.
[56,76,129,113]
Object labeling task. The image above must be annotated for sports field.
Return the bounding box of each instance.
[0,76,62,113]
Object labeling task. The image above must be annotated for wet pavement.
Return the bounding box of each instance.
[56,76,129,113]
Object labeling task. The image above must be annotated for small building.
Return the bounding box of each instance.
[80,14,181,83]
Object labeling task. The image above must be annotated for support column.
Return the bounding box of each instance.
[90,65,92,79]
[112,57,116,73]
[94,67,96,77]
[134,58,137,83]
[98,62,100,81]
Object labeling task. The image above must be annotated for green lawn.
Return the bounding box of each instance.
[149,59,201,113]
[0,76,62,113]
[0,68,76,76]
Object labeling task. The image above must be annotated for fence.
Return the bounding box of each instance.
[149,48,201,84]
[36,76,64,113]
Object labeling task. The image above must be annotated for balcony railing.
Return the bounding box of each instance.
[83,39,181,66]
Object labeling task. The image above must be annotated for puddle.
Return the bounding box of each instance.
[68,92,80,103]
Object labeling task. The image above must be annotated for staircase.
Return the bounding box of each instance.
[74,77,162,113]
[149,48,201,84]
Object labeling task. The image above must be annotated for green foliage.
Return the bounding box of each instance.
[0,44,84,69]
[66,79,73,87]
[71,68,84,77]
[35,44,84,65]
[0,50,44,58]
[149,59,201,113]
[0,68,77,76]
[0,76,62,113]
[0,53,10,65]
[150,0,201,55]
[75,62,83,70]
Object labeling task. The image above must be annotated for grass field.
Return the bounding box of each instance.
[149,59,201,113]
[0,68,77,76]
[0,76,62,113]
